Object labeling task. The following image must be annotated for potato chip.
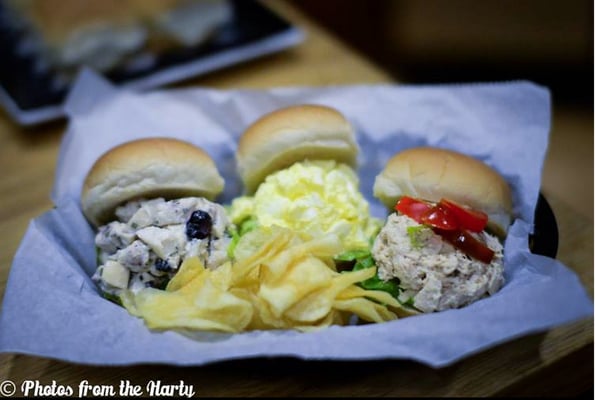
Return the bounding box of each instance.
[284,285,334,323]
[231,226,294,288]
[122,224,402,334]
[263,233,342,282]
[122,289,247,333]
[333,298,397,324]
[337,278,420,318]
[333,267,377,292]
[229,287,271,331]
[260,257,333,317]
[209,261,233,291]
[122,257,252,333]
[191,277,253,329]
[233,225,295,263]
[291,310,336,332]
[166,256,206,292]
[253,294,287,329]
[338,284,400,308]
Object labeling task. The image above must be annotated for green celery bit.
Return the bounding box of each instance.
[407,225,429,249]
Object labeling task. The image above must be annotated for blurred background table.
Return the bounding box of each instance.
[0,0,592,397]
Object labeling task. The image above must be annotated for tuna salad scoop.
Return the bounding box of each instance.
[81,137,233,298]
[371,147,513,313]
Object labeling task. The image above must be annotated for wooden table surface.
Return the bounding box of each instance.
[0,1,592,397]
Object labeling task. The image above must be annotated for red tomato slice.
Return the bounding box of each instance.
[396,197,494,263]
[420,205,458,230]
[395,196,432,223]
[435,229,495,264]
[439,198,488,232]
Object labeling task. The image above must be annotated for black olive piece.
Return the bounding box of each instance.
[186,210,213,240]
[155,258,172,272]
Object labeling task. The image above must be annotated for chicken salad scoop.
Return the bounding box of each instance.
[81,137,233,299]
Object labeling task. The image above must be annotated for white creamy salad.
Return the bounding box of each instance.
[93,197,232,296]
[372,213,505,313]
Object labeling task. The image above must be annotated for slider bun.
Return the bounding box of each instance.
[373,147,513,237]
[236,104,359,193]
[82,137,224,227]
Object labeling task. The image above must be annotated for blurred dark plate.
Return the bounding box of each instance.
[530,193,559,258]
[0,0,303,125]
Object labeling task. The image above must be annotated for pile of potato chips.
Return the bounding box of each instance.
[121,226,408,333]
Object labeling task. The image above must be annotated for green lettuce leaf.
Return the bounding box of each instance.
[227,216,259,259]
[102,292,123,307]
[334,250,401,299]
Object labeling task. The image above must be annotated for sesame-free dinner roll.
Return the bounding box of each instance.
[81,137,224,226]
[236,104,359,193]
[373,146,513,237]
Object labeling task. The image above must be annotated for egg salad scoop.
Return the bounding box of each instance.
[229,104,382,255]
[81,138,233,301]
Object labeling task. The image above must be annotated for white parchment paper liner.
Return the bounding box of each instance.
[0,70,592,367]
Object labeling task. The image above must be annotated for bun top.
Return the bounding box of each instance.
[373,147,513,237]
[82,137,224,227]
[236,104,359,193]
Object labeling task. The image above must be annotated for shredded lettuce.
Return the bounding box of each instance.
[102,292,123,307]
[334,250,401,299]
[402,296,415,307]
[227,216,259,259]
[333,249,371,262]
[238,216,258,235]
